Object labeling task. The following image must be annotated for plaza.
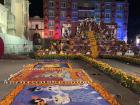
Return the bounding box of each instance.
[0,0,140,105]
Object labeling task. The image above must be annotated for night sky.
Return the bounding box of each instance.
[0,0,4,4]
[128,0,140,41]
[29,0,43,18]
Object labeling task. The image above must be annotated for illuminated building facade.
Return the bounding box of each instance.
[93,0,128,42]
[4,0,30,37]
[43,0,128,41]
[0,3,8,34]
[78,0,95,20]
[29,16,44,39]
[0,0,33,55]
[43,0,78,39]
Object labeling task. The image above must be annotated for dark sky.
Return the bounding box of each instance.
[128,0,140,40]
[29,0,43,18]
[0,0,4,4]
[128,0,140,17]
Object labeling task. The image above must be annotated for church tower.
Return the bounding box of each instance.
[4,0,15,35]
[4,0,29,38]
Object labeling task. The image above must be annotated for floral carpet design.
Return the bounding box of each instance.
[2,61,119,105]
[11,84,109,105]
[9,69,92,83]
[34,63,70,69]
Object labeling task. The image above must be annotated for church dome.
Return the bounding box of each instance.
[33,16,40,19]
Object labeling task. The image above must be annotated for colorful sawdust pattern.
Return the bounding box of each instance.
[11,85,109,105]
[34,63,70,69]
[2,61,119,105]
[10,69,92,83]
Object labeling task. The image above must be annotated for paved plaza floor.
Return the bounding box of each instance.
[99,59,140,77]
[0,59,140,105]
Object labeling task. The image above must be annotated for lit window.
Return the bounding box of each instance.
[117,5,123,11]
[72,3,77,9]
[95,4,100,10]
[105,5,111,10]
[49,21,54,26]
[49,1,55,8]
[61,11,66,17]
[105,13,110,18]
[48,10,54,17]
[116,14,122,19]
[72,12,78,17]
[49,31,54,36]
[61,2,66,8]
[95,13,100,18]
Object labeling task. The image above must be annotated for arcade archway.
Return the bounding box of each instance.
[0,37,4,58]
[33,33,41,45]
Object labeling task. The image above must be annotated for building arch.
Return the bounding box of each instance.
[33,33,42,45]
